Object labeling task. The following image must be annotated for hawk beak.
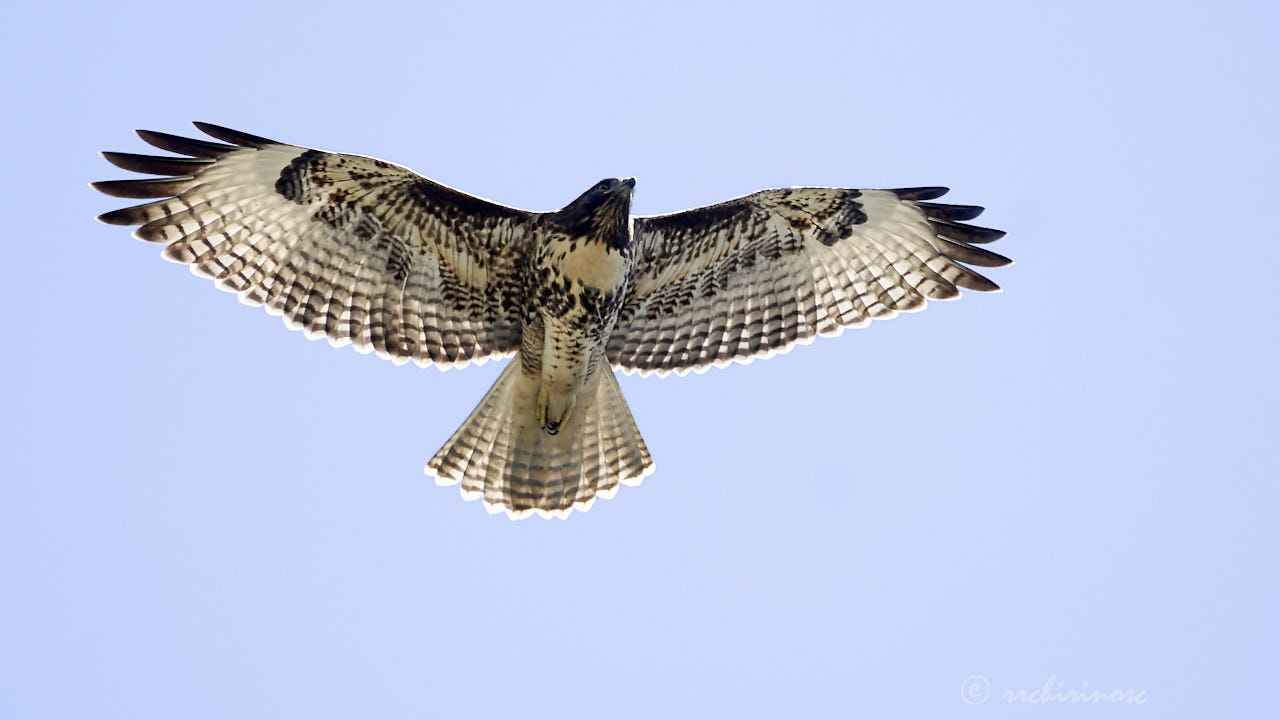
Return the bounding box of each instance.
[619,178,635,193]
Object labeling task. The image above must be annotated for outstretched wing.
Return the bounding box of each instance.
[94,123,541,368]
[608,187,1010,376]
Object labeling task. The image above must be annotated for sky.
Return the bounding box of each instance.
[1,1,1276,717]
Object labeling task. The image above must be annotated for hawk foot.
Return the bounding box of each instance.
[536,385,574,436]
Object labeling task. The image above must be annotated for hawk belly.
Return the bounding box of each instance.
[530,235,631,434]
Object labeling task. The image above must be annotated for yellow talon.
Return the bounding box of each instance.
[535,384,576,436]
[536,385,549,428]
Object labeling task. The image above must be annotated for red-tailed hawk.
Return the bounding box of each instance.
[94,123,1010,519]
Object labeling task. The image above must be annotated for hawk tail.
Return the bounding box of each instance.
[426,358,653,519]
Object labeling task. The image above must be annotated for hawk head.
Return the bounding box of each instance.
[555,177,635,249]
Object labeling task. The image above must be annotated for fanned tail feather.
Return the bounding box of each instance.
[426,357,653,519]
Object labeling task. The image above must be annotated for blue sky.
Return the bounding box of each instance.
[2,1,1276,717]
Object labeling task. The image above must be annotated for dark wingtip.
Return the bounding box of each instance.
[91,177,193,199]
[136,129,235,158]
[957,272,1002,292]
[95,199,166,226]
[192,122,279,147]
[96,207,140,225]
[929,219,1007,245]
[101,150,213,176]
[936,236,1013,267]
[915,201,985,222]
[889,186,949,201]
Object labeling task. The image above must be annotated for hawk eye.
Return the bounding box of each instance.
[597,181,611,192]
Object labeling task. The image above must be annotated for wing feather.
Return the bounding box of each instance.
[101,151,214,176]
[91,177,198,199]
[888,186,950,201]
[190,121,280,147]
[95,123,542,369]
[610,187,1009,376]
[136,128,235,157]
[913,201,985,222]
[929,219,1007,245]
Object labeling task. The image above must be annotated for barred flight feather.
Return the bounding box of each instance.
[96,122,539,369]
[608,187,1011,376]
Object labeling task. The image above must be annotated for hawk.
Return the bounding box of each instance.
[94,123,1010,519]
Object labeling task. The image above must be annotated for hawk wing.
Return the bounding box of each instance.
[94,123,541,368]
[607,187,1010,376]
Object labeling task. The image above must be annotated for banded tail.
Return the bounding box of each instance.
[426,358,654,519]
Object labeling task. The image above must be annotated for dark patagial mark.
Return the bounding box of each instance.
[408,178,528,222]
[657,200,754,235]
